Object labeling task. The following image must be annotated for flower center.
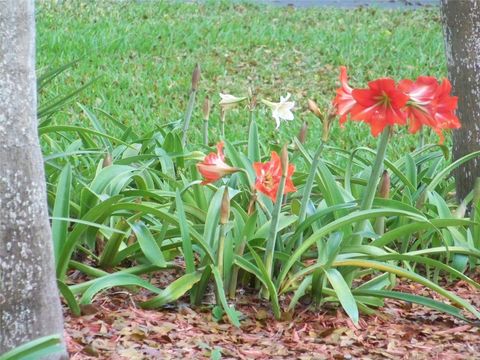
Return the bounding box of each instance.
[376,91,391,107]
[264,172,274,190]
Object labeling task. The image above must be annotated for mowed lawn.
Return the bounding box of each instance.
[36,0,447,154]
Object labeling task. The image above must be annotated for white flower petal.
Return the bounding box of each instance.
[280,110,294,121]
[280,93,291,103]
[219,93,246,106]
[263,94,295,129]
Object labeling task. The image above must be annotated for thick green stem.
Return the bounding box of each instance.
[217,224,226,288]
[203,119,209,146]
[351,126,391,245]
[471,178,480,252]
[220,110,226,139]
[295,141,325,249]
[262,164,287,298]
[417,131,424,175]
[181,89,197,146]
[374,217,385,235]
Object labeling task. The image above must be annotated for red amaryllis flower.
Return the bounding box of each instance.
[430,79,461,142]
[399,76,439,133]
[333,66,356,125]
[196,142,239,184]
[349,78,410,136]
[399,76,460,143]
[253,151,296,202]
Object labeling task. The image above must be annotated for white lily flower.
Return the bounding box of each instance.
[219,93,247,109]
[262,93,295,129]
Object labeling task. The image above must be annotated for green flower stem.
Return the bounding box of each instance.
[352,126,391,245]
[220,110,226,139]
[217,223,227,289]
[471,177,480,251]
[417,131,424,175]
[181,88,198,147]
[203,119,209,146]
[295,141,325,249]
[262,165,287,298]
[255,197,272,220]
[374,216,385,236]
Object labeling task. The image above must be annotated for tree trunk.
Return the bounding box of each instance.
[0,1,67,358]
[441,0,480,202]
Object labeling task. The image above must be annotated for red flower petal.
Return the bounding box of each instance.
[197,141,238,184]
[254,151,296,202]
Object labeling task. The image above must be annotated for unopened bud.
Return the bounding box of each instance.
[203,96,211,120]
[280,145,289,177]
[191,63,201,91]
[322,107,336,142]
[379,170,390,199]
[297,121,308,144]
[307,99,322,119]
[102,153,112,168]
[220,187,230,225]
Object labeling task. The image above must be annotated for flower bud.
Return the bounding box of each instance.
[297,121,308,144]
[379,170,390,199]
[280,144,289,177]
[307,99,322,119]
[219,93,247,110]
[203,96,211,121]
[220,187,230,225]
[191,63,201,91]
[102,153,112,168]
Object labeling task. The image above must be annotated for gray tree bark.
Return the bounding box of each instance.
[0,1,67,358]
[441,0,480,202]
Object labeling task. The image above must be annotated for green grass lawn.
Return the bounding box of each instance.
[36,0,447,153]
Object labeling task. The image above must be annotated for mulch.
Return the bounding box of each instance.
[64,269,480,359]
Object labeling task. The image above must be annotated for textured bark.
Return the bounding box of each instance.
[441,0,480,202]
[0,1,67,358]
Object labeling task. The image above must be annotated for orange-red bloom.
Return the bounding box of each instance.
[349,78,410,137]
[196,142,238,184]
[430,79,461,143]
[332,66,356,125]
[253,151,296,202]
[399,76,438,133]
[399,76,460,143]
[333,66,461,142]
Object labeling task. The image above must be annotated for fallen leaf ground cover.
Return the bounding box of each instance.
[64,269,480,359]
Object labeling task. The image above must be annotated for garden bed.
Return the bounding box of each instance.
[64,270,480,359]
